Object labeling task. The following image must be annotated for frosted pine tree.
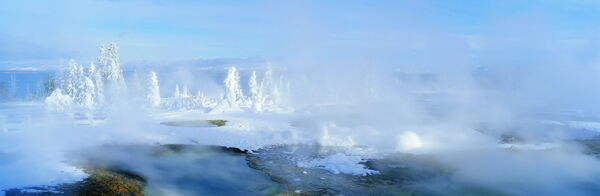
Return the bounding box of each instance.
[248,71,264,112]
[262,65,276,107]
[249,71,259,99]
[63,60,79,99]
[81,77,96,109]
[73,63,87,105]
[99,42,127,105]
[54,60,92,107]
[224,66,244,105]
[97,44,108,77]
[210,66,244,113]
[88,62,97,80]
[105,42,125,84]
[147,72,161,108]
[174,85,181,98]
[182,86,191,98]
[88,62,105,106]
[260,64,288,111]
[48,43,126,109]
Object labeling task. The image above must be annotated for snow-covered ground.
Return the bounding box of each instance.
[0,101,367,190]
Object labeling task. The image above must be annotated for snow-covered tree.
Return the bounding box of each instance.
[80,77,96,109]
[88,62,97,77]
[63,59,79,98]
[73,63,87,104]
[249,71,259,100]
[248,71,265,112]
[88,62,105,106]
[105,42,125,83]
[256,64,291,112]
[262,65,278,107]
[174,85,181,98]
[97,44,108,76]
[210,66,245,113]
[224,66,244,104]
[94,42,127,105]
[47,42,129,110]
[96,42,126,97]
[45,88,73,112]
[147,71,161,108]
[59,60,96,107]
[181,86,191,98]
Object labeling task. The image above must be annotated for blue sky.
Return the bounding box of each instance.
[1,0,600,69]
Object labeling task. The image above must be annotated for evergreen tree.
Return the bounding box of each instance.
[105,42,125,84]
[147,71,161,108]
[97,44,108,77]
[88,62,105,106]
[182,86,191,98]
[96,42,126,104]
[64,59,79,99]
[174,85,181,98]
[249,70,264,112]
[81,77,96,108]
[224,66,244,105]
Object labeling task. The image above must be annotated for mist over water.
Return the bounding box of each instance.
[2,0,600,195]
[258,1,600,195]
